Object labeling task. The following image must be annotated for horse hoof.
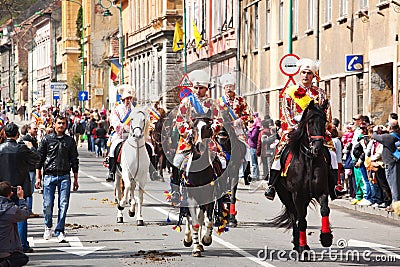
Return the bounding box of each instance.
[320,232,333,247]
[117,217,123,223]
[128,210,135,217]
[229,217,238,228]
[117,205,125,211]
[192,250,201,257]
[183,239,193,247]
[201,236,212,246]
[197,244,204,252]
[137,220,144,226]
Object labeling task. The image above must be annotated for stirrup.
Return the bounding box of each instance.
[106,173,114,182]
[264,186,276,200]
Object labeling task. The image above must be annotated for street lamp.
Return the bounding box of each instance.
[65,0,85,112]
[97,0,124,84]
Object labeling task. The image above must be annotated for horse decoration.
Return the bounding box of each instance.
[215,110,247,227]
[271,99,333,253]
[174,116,219,257]
[114,105,150,226]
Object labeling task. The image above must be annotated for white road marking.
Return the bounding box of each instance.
[80,170,113,188]
[83,171,275,266]
[28,236,104,256]
[348,239,400,260]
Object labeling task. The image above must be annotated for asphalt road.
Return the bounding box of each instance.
[25,144,400,267]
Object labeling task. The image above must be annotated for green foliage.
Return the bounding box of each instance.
[69,72,81,106]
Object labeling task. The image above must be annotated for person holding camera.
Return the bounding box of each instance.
[0,182,30,267]
[0,123,41,254]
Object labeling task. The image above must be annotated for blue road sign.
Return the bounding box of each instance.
[345,55,363,72]
[53,90,60,100]
[78,91,89,101]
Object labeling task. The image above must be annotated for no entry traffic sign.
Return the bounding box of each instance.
[279,54,300,76]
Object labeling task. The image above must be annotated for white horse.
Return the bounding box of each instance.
[114,105,150,226]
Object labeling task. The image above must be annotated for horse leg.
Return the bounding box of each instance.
[128,180,136,218]
[319,194,333,247]
[189,206,202,257]
[136,185,145,226]
[202,204,214,246]
[295,202,310,253]
[119,169,131,207]
[229,175,239,227]
[114,173,124,223]
[183,215,193,247]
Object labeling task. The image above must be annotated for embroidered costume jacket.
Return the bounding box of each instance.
[175,95,222,153]
[110,104,132,139]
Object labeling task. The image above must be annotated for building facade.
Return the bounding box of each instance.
[123,0,183,110]
[240,0,400,125]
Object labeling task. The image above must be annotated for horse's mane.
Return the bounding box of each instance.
[287,100,327,154]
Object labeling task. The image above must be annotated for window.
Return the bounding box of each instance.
[265,0,271,45]
[254,3,259,49]
[325,80,331,98]
[360,0,368,9]
[340,0,348,16]
[308,0,314,29]
[278,0,284,40]
[292,0,298,36]
[324,0,332,23]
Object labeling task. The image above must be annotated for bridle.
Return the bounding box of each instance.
[129,110,146,139]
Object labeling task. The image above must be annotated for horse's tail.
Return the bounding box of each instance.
[270,207,293,229]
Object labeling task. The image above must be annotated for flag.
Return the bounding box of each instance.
[172,22,184,52]
[31,112,41,123]
[110,59,122,81]
[148,107,161,121]
[192,20,204,50]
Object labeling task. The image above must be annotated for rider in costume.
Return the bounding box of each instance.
[217,73,253,223]
[264,58,339,201]
[170,70,222,204]
[106,86,137,182]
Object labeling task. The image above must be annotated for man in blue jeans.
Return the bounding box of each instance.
[36,115,79,243]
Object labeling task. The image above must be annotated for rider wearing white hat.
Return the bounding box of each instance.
[170,70,222,204]
[107,85,137,182]
[265,58,338,201]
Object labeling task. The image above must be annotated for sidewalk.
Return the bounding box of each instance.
[330,197,400,221]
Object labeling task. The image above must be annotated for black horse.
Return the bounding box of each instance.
[271,99,333,253]
[216,110,247,227]
[179,117,217,257]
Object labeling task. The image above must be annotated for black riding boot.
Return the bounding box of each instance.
[170,166,181,204]
[328,169,338,200]
[106,157,116,182]
[264,169,280,200]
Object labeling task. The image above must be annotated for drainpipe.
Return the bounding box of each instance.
[236,0,241,95]
[394,34,399,113]
[315,0,320,88]
[315,0,320,62]
[288,0,292,54]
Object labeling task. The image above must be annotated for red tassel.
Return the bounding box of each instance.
[299,231,307,247]
[229,204,237,216]
[321,216,330,233]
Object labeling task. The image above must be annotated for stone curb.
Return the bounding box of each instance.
[331,198,400,221]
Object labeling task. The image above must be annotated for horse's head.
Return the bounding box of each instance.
[302,99,328,156]
[192,117,213,147]
[129,106,149,139]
